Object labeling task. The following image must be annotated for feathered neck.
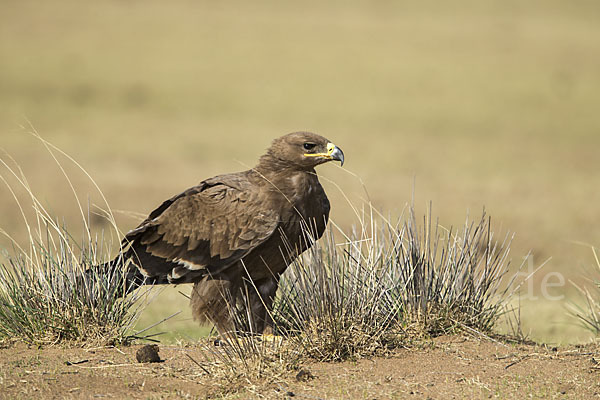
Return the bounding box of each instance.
[255,151,314,175]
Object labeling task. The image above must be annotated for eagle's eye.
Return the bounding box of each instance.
[303,143,316,151]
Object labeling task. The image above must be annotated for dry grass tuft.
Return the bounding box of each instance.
[396,208,514,335]
[0,238,147,346]
[568,247,600,335]
[0,134,149,346]
[193,328,301,397]
[272,205,517,361]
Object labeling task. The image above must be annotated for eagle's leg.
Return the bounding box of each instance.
[191,275,279,336]
[190,278,238,334]
[246,276,279,335]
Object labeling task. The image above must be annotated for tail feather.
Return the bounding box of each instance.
[84,253,169,297]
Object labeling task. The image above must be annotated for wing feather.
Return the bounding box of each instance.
[124,172,279,282]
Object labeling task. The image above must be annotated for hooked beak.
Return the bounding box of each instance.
[327,142,345,166]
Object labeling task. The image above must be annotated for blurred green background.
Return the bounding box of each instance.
[1,0,599,344]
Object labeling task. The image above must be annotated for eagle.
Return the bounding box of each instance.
[114,132,344,334]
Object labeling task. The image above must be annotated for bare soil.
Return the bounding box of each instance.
[1,335,599,399]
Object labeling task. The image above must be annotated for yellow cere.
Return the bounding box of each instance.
[326,142,336,155]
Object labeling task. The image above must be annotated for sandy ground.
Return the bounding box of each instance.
[1,335,599,399]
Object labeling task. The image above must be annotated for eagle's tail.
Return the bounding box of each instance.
[84,253,168,298]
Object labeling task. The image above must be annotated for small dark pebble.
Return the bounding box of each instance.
[295,369,315,382]
[136,344,161,363]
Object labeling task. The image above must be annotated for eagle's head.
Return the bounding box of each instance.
[261,132,344,170]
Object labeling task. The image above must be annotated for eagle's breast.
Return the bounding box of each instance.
[280,171,330,240]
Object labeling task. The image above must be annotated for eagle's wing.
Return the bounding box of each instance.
[123,173,280,283]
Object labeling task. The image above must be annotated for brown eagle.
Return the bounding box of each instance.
[117,132,344,334]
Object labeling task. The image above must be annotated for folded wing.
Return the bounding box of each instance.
[123,173,279,284]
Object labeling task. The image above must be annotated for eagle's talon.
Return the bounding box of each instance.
[260,333,283,343]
